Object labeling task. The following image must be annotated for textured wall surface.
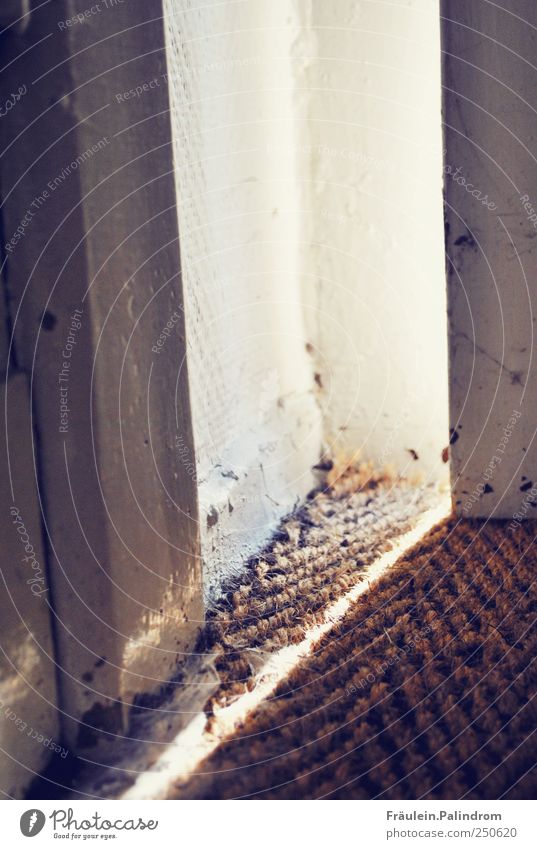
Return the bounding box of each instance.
[297,0,448,485]
[442,0,537,517]
[0,1,451,790]
[0,0,202,752]
[0,375,59,798]
[162,0,448,599]
[163,0,322,601]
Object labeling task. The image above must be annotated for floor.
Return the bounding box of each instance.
[30,467,449,798]
[171,512,537,799]
[34,468,537,799]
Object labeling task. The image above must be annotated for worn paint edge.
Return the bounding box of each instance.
[122,495,451,799]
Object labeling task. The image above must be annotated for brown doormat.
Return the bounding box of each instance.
[172,517,537,799]
[30,473,446,800]
[198,473,443,712]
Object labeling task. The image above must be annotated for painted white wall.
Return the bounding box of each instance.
[163,0,448,598]
[295,0,448,483]
[442,0,537,518]
[0,376,59,797]
[163,0,322,601]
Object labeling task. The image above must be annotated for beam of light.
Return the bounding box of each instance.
[123,495,451,800]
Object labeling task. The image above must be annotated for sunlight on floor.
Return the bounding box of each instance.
[123,494,451,800]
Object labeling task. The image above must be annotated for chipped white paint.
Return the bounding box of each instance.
[162,0,449,598]
[163,0,322,601]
